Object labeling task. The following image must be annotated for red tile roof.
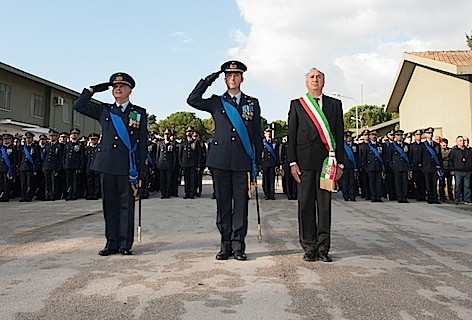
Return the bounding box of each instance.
[406,50,472,66]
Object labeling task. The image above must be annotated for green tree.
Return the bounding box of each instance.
[157,111,204,139]
[467,31,472,50]
[201,117,215,141]
[343,104,399,131]
[147,114,159,134]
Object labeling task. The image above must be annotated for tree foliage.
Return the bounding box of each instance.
[157,111,204,139]
[467,31,472,50]
[343,104,399,131]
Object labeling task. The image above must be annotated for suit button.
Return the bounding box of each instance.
[113,144,117,148]
[105,117,109,121]
[114,136,118,140]
[231,137,236,141]
[130,131,134,135]
[214,141,218,145]
[232,128,236,132]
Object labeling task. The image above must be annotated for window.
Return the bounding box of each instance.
[73,110,83,126]
[63,101,71,123]
[0,83,11,111]
[31,93,44,118]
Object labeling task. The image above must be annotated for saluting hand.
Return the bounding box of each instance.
[90,82,111,93]
[204,71,222,85]
[291,164,302,184]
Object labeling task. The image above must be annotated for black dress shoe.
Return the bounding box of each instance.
[119,249,133,255]
[318,251,332,262]
[99,248,119,256]
[303,250,318,261]
[233,251,247,261]
[215,250,232,260]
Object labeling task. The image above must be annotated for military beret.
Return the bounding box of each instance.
[424,127,434,134]
[110,72,135,89]
[221,60,247,73]
[24,131,35,138]
[395,129,404,135]
[70,128,80,134]
[49,129,59,136]
[2,133,13,139]
[39,134,48,140]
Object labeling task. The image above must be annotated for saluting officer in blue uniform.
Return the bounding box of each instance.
[19,131,40,202]
[74,72,148,256]
[187,61,263,261]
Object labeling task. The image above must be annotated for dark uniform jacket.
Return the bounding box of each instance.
[73,89,148,175]
[362,142,384,172]
[343,141,359,170]
[287,95,344,170]
[19,143,40,172]
[383,140,395,171]
[261,138,279,168]
[179,138,198,168]
[0,144,18,174]
[85,145,99,172]
[187,80,263,171]
[389,142,410,172]
[410,141,424,171]
[63,140,85,170]
[421,140,442,173]
[157,140,176,171]
[43,142,63,171]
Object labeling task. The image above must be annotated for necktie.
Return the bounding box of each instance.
[315,98,320,105]
[231,96,237,106]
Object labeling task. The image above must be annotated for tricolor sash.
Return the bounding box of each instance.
[109,110,139,185]
[23,145,36,171]
[263,139,277,159]
[220,96,258,180]
[299,93,337,190]
[1,146,13,178]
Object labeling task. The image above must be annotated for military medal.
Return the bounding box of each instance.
[129,111,141,129]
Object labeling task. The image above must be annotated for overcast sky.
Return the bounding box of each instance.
[1,0,471,124]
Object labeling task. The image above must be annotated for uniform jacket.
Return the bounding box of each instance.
[361,141,384,172]
[63,140,85,170]
[383,140,395,170]
[146,142,157,170]
[0,144,18,174]
[157,140,176,171]
[187,79,263,171]
[421,140,442,173]
[85,145,98,172]
[43,142,63,171]
[389,141,410,172]
[73,89,148,175]
[19,143,41,172]
[179,138,198,168]
[287,95,344,171]
[409,141,424,170]
[343,141,359,170]
[261,138,279,168]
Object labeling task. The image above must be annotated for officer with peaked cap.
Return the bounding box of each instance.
[63,128,85,200]
[421,127,442,204]
[85,133,101,200]
[410,129,426,201]
[0,133,18,201]
[341,130,358,201]
[43,129,63,201]
[187,60,263,261]
[179,125,199,199]
[358,129,371,200]
[157,128,176,199]
[389,129,410,203]
[261,127,279,200]
[74,72,148,256]
[18,131,40,202]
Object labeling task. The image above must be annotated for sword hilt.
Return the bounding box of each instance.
[137,226,141,242]
[258,224,262,240]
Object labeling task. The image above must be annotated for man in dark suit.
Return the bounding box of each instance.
[18,131,40,202]
[187,60,263,261]
[287,68,344,263]
[74,72,148,256]
[280,135,297,200]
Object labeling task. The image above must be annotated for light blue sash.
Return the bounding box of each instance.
[220,96,258,179]
[393,142,410,168]
[263,139,277,159]
[23,145,36,171]
[344,142,357,168]
[423,141,443,178]
[109,110,139,184]
[1,146,13,178]
[368,142,385,172]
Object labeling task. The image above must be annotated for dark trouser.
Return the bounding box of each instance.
[44,170,60,200]
[86,170,100,199]
[439,169,453,200]
[412,169,426,200]
[385,169,396,200]
[360,169,370,198]
[454,170,471,202]
[170,166,180,196]
[262,166,276,198]
[393,170,408,201]
[35,171,45,200]
[284,164,297,199]
[183,166,196,197]
[65,168,80,199]
[159,169,172,197]
[297,170,331,253]
[368,171,383,200]
[195,167,204,195]
[100,173,135,250]
[20,170,35,200]
[0,172,13,200]
[140,168,150,198]
[213,169,248,252]
[424,171,438,202]
[341,168,356,200]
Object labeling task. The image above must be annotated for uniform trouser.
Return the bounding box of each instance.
[454,170,471,202]
[439,170,454,200]
[393,170,408,201]
[170,166,180,196]
[0,172,13,200]
[35,171,45,199]
[20,170,35,200]
[412,169,426,200]
[100,173,135,250]
[297,170,331,253]
[213,169,248,252]
[195,168,204,195]
[86,170,100,198]
[341,168,356,200]
[385,169,396,200]
[262,166,276,198]
[44,170,60,199]
[424,171,438,202]
[159,169,172,197]
[284,164,297,199]
[183,167,196,197]
[65,168,80,199]
[140,168,150,197]
[360,169,370,198]
[368,171,383,200]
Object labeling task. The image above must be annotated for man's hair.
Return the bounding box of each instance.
[441,138,449,144]
[305,68,325,80]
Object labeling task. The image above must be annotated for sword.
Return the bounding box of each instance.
[137,191,142,242]
[252,178,262,240]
